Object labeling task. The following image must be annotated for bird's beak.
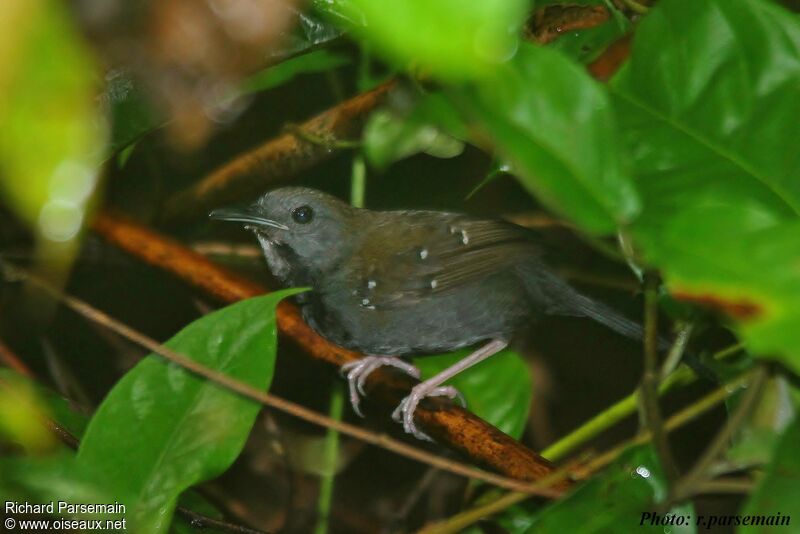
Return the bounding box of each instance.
[209,206,289,230]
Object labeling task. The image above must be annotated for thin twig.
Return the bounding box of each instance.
[670,364,770,502]
[0,353,264,534]
[314,383,344,534]
[421,371,753,534]
[0,338,33,377]
[524,4,611,45]
[89,210,563,485]
[618,0,649,15]
[660,322,693,379]
[541,341,744,461]
[418,459,584,534]
[1,260,564,496]
[692,478,756,496]
[175,507,271,534]
[640,271,679,481]
[161,80,395,223]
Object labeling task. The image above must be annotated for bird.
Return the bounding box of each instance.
[211,186,651,441]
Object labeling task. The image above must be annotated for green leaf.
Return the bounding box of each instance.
[0,454,128,522]
[0,368,88,441]
[274,7,348,61]
[76,290,303,533]
[727,376,795,467]
[455,43,639,234]
[321,0,528,80]
[741,415,800,533]
[242,50,351,94]
[0,0,106,242]
[499,446,695,533]
[612,0,800,372]
[104,70,160,157]
[414,348,532,439]
[612,0,800,221]
[364,110,464,169]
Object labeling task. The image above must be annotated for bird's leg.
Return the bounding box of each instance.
[392,339,508,441]
[340,356,421,417]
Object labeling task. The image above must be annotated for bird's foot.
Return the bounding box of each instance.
[340,356,420,417]
[391,384,466,441]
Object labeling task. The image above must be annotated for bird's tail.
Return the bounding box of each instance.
[525,265,667,349]
[522,265,719,379]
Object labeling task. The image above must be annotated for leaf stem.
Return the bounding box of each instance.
[418,371,752,534]
[314,383,345,534]
[640,271,679,481]
[618,0,649,15]
[542,341,744,461]
[350,155,367,208]
[670,364,770,502]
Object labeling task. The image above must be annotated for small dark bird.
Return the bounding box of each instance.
[211,187,648,441]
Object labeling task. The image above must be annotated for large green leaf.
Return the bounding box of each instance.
[456,43,639,234]
[741,416,800,533]
[318,0,528,80]
[76,291,302,533]
[498,446,695,533]
[414,348,532,439]
[613,0,800,222]
[611,0,800,372]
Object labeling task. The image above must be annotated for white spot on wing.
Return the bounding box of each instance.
[367,279,377,289]
[419,248,428,260]
[430,279,438,289]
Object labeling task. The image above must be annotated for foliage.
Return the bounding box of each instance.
[0,0,105,247]
[501,446,695,533]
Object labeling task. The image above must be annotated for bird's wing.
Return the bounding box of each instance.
[348,212,542,309]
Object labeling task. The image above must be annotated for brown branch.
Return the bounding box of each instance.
[6,259,564,497]
[588,34,632,82]
[524,4,611,45]
[0,338,33,377]
[89,210,567,487]
[639,271,679,482]
[161,80,396,223]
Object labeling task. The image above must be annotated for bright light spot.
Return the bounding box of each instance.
[49,161,97,203]
[635,466,651,478]
[38,200,83,242]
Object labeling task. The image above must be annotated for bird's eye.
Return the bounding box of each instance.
[291,205,314,224]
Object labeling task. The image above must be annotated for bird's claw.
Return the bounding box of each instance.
[340,356,420,417]
[391,384,466,442]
